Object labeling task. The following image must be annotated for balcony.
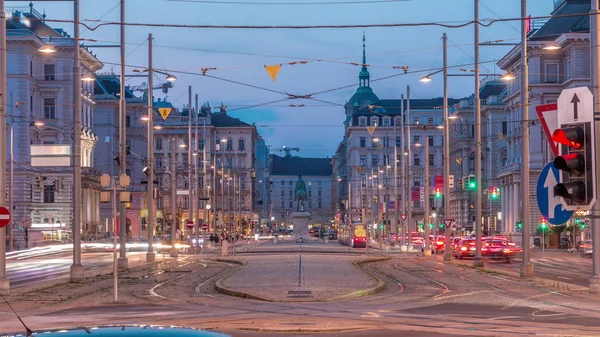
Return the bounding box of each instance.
[500,159,521,175]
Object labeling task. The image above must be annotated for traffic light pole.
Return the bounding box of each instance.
[589,0,600,293]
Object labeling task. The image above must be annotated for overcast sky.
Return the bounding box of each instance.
[13,0,554,157]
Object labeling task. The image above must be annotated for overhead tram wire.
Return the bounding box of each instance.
[167,0,409,4]
[43,12,597,31]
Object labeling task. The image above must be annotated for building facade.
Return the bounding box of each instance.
[269,154,333,229]
[5,5,103,249]
[497,0,590,245]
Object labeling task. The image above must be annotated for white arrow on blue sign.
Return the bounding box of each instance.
[536,162,574,225]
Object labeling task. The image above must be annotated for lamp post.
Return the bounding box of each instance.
[590,0,600,293]
[423,136,431,257]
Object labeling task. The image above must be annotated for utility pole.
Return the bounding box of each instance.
[589,0,600,292]
[0,0,9,294]
[194,94,201,253]
[188,86,193,250]
[442,32,452,261]
[406,85,413,251]
[145,33,155,263]
[424,136,431,257]
[170,138,178,257]
[70,0,84,281]
[473,0,485,268]
[400,95,406,250]
[117,0,128,270]
[519,0,533,278]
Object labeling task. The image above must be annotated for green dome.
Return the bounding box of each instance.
[348,86,379,107]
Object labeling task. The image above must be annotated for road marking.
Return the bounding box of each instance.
[557,276,572,280]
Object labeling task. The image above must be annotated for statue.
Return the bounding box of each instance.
[294,174,307,212]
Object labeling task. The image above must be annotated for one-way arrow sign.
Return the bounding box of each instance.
[571,93,580,120]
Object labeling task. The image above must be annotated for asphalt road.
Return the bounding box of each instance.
[3,241,600,336]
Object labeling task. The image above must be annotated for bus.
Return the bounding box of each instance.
[338,222,368,248]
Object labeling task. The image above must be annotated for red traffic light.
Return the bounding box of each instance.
[553,153,585,176]
[552,127,583,149]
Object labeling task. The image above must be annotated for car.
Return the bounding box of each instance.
[421,235,445,254]
[580,240,593,257]
[481,239,521,263]
[452,238,477,259]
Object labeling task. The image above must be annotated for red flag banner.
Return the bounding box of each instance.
[411,187,420,201]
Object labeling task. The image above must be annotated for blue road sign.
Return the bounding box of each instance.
[536,162,574,225]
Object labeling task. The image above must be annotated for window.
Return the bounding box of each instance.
[429,154,434,166]
[545,63,559,83]
[281,180,284,186]
[44,98,56,119]
[370,117,378,126]
[156,138,162,150]
[360,137,366,148]
[414,117,420,124]
[359,117,366,126]
[372,155,378,166]
[126,116,131,128]
[289,180,293,186]
[126,140,131,155]
[281,189,284,196]
[383,118,391,126]
[318,201,322,208]
[238,138,245,151]
[308,200,312,208]
[183,156,188,169]
[428,117,434,124]
[414,154,420,166]
[502,121,508,135]
[396,136,401,148]
[372,137,378,148]
[199,139,204,150]
[429,137,434,147]
[413,135,420,144]
[30,60,33,76]
[383,154,390,166]
[157,156,163,168]
[226,138,233,151]
[318,190,322,197]
[289,190,293,196]
[43,185,55,203]
[318,181,321,186]
[289,201,293,208]
[281,200,285,208]
[44,64,55,80]
[360,155,367,167]
[126,169,131,177]
[308,189,312,197]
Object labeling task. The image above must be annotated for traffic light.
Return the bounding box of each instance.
[516,221,522,232]
[552,122,596,210]
[435,188,441,198]
[539,218,549,232]
[467,174,476,190]
[490,187,500,200]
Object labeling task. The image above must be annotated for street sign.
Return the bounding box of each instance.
[201,223,209,231]
[158,107,172,120]
[536,162,573,225]
[557,87,593,125]
[400,214,407,221]
[186,220,194,229]
[535,103,559,157]
[0,207,11,228]
[442,218,454,228]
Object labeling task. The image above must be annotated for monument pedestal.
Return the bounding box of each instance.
[291,211,311,241]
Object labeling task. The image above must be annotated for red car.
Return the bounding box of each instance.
[452,239,477,259]
[482,239,521,262]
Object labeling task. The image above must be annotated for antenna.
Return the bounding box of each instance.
[0,292,33,336]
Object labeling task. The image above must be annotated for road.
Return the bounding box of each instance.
[6,248,165,289]
[2,240,600,336]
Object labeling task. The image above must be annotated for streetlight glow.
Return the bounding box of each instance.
[38,45,57,53]
[419,75,432,83]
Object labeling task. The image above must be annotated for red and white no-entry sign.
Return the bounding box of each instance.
[186,220,194,229]
[201,223,209,231]
[0,206,11,228]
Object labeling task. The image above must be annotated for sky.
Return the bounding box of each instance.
[12,0,554,158]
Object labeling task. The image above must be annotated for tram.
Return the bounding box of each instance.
[338,222,368,248]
